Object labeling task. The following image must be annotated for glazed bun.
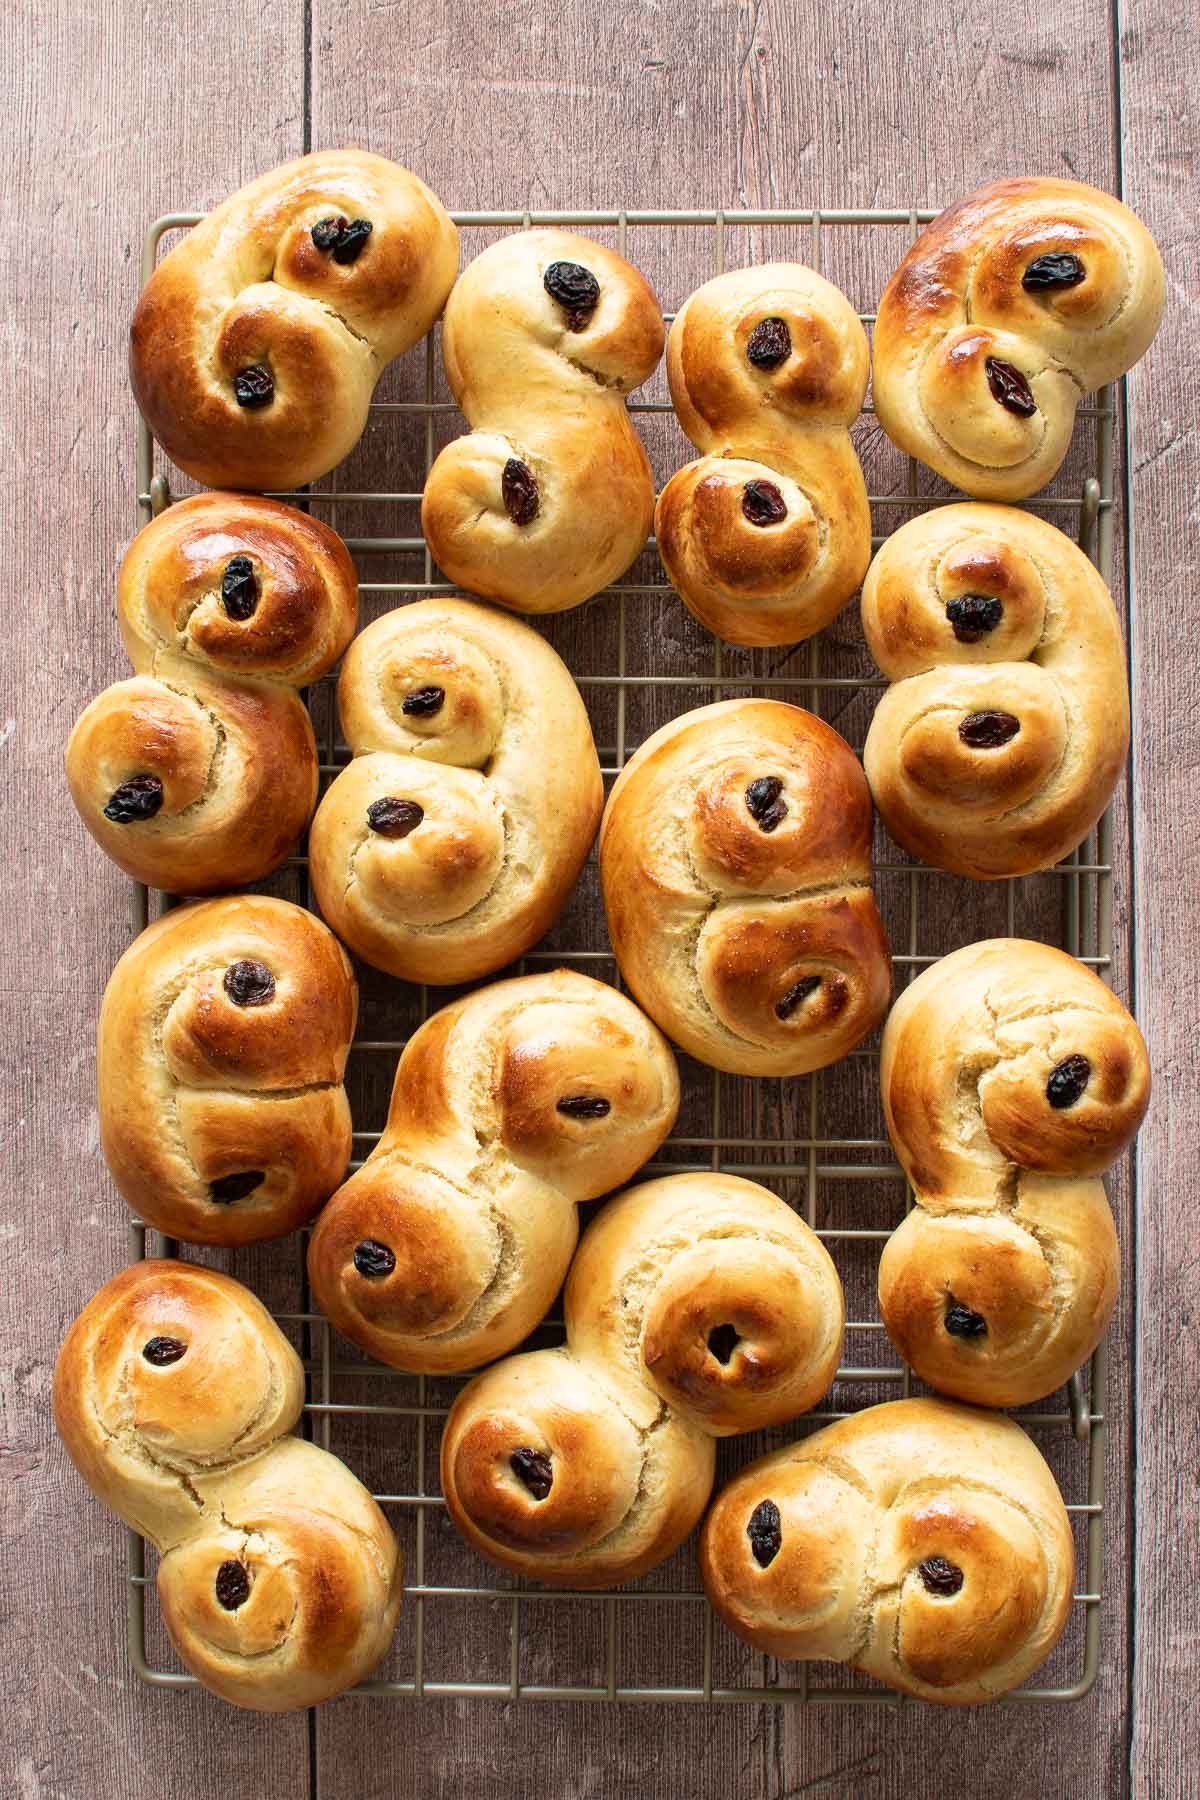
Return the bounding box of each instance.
[130,149,458,490]
[878,940,1149,1405]
[599,699,891,1074]
[862,504,1128,877]
[873,178,1164,498]
[441,1172,843,1588]
[700,1398,1074,1705]
[308,598,602,983]
[66,493,358,894]
[656,264,871,646]
[99,896,356,1245]
[421,230,663,612]
[308,970,679,1372]
[54,1261,401,1710]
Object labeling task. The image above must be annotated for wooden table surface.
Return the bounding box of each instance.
[4,2,1195,1796]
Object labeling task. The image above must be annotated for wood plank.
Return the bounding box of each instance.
[0,4,314,1795]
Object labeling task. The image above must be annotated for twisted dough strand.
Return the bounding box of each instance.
[656,264,871,646]
[442,1172,844,1588]
[66,493,358,894]
[54,1262,401,1710]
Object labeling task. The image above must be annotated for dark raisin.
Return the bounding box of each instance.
[209,1171,264,1204]
[745,775,788,832]
[501,458,540,526]
[215,1559,251,1610]
[747,317,791,369]
[742,479,788,527]
[946,593,1003,643]
[747,1498,782,1568]
[102,775,164,824]
[353,1239,396,1278]
[707,1323,740,1365]
[919,1555,964,1596]
[958,710,1020,748]
[543,260,601,331]
[221,555,258,621]
[223,959,275,1007]
[142,1336,187,1366]
[555,1096,612,1119]
[1022,252,1086,292]
[367,797,424,838]
[510,1446,553,1500]
[775,976,822,1020]
[1047,1053,1091,1109]
[233,365,274,409]
[985,356,1036,417]
[311,215,347,252]
[332,219,373,265]
[401,685,446,718]
[944,1303,988,1339]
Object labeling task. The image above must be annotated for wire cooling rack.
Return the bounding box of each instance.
[120,204,1124,1706]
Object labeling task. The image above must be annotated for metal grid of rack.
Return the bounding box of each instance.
[122,205,1121,1706]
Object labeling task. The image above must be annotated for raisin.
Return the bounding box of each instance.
[311,215,347,252]
[1022,252,1086,292]
[776,976,822,1020]
[332,219,373,265]
[510,1446,553,1500]
[1047,1053,1091,1109]
[946,593,1003,643]
[745,775,788,832]
[747,317,791,369]
[919,1556,964,1596]
[402,685,446,718]
[958,710,1020,748]
[233,365,274,409]
[985,356,1036,417]
[555,1096,612,1119]
[353,1239,396,1278]
[142,1336,187,1366]
[223,959,275,1007]
[543,260,601,331]
[747,1498,782,1568]
[209,1171,264,1204]
[103,775,164,824]
[502,458,539,526]
[215,1559,251,1610]
[944,1303,988,1339]
[221,556,258,621]
[367,797,424,838]
[742,479,788,527]
[707,1323,740,1365]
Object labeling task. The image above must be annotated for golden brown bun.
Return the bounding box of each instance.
[598,699,892,1075]
[421,230,663,613]
[862,504,1129,878]
[656,265,870,646]
[873,178,1164,499]
[54,1261,402,1710]
[442,1172,844,1588]
[308,598,602,983]
[130,149,458,490]
[700,1397,1074,1705]
[66,493,357,894]
[99,897,356,1246]
[308,970,679,1372]
[878,940,1149,1405]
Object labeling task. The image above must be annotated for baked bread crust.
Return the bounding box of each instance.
[421,229,663,612]
[656,264,871,646]
[307,969,679,1372]
[700,1397,1074,1705]
[441,1172,844,1588]
[599,699,892,1074]
[878,939,1149,1405]
[130,149,458,490]
[99,896,356,1246]
[872,177,1164,498]
[65,492,358,893]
